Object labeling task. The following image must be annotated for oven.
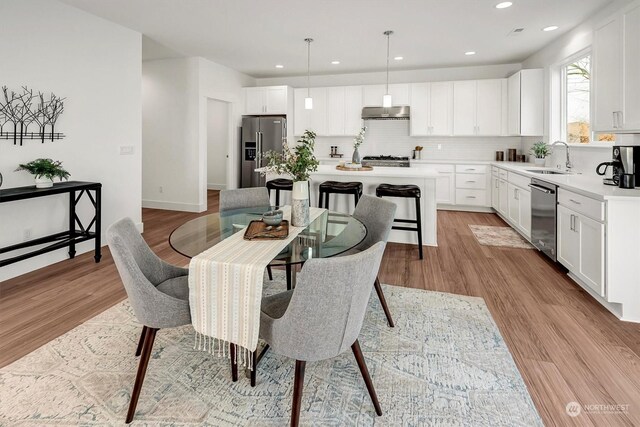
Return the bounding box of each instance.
[529,178,558,262]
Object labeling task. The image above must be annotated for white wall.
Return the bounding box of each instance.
[207,99,229,189]
[522,0,637,176]
[142,57,254,212]
[0,0,142,282]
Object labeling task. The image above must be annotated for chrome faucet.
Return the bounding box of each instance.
[551,140,572,171]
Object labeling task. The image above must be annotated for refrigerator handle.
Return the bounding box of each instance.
[256,132,263,167]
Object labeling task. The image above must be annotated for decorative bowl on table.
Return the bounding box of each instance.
[262,210,283,226]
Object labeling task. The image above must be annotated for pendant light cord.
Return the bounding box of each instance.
[305,38,313,98]
[386,32,390,94]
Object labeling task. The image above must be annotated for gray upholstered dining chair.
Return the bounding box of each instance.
[259,242,386,427]
[107,217,192,424]
[348,194,397,327]
[219,187,270,212]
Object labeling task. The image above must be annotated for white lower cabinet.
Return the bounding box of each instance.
[507,182,531,238]
[498,178,508,216]
[557,203,606,297]
[492,167,530,238]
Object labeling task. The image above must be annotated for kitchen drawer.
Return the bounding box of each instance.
[455,164,487,174]
[456,173,486,189]
[508,171,530,189]
[416,163,455,173]
[558,188,605,222]
[492,166,500,177]
[498,169,508,179]
[456,189,488,206]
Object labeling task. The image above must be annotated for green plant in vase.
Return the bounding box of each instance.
[530,141,551,166]
[15,158,71,188]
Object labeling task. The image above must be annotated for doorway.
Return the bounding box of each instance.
[206,98,230,191]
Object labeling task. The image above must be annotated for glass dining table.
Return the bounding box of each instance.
[169,205,367,289]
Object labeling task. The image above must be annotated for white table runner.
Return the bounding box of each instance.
[188,206,326,367]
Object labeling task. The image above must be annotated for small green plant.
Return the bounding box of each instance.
[263,130,319,182]
[15,158,71,181]
[353,126,367,149]
[530,141,552,159]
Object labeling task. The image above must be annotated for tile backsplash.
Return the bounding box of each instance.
[313,120,523,161]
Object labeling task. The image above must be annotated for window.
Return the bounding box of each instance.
[561,54,615,144]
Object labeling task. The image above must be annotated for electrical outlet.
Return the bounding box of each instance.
[159,186,163,194]
[437,144,442,150]
[119,145,134,155]
[23,228,32,241]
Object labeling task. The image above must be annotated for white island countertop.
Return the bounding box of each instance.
[311,164,439,179]
[493,162,640,201]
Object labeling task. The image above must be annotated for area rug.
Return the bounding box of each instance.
[469,225,534,249]
[0,272,542,426]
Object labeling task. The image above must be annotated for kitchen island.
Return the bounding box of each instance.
[265,165,440,246]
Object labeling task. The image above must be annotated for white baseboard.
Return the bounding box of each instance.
[207,183,227,190]
[136,221,144,233]
[142,199,205,213]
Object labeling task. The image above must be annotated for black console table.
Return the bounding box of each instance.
[0,181,102,268]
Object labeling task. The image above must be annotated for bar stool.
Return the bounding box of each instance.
[318,181,363,210]
[266,179,293,207]
[375,183,423,260]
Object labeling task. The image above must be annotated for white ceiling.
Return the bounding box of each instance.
[60,0,613,78]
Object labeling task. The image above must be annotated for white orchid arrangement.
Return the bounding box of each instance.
[353,126,367,149]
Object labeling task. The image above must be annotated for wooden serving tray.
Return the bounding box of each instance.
[243,220,289,240]
[336,165,374,171]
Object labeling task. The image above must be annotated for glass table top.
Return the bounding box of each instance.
[169,206,367,265]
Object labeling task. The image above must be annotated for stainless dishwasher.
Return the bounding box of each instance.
[529,178,558,262]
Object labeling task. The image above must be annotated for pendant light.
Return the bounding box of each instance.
[382,30,393,108]
[304,38,314,110]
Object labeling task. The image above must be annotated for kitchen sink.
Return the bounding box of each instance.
[527,170,568,175]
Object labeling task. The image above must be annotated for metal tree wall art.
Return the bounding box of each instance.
[0,86,66,145]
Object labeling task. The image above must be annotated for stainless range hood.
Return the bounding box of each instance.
[361,106,410,120]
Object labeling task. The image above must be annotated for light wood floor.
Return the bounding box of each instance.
[2,190,640,426]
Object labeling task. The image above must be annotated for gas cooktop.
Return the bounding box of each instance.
[361,155,410,167]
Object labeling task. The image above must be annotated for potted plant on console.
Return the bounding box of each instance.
[15,158,70,188]
[530,141,551,166]
[263,130,319,226]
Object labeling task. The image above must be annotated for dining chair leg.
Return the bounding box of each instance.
[374,277,394,328]
[251,349,257,387]
[291,360,306,427]
[135,326,148,357]
[267,265,274,281]
[286,264,292,291]
[351,339,382,416]
[126,327,158,424]
[230,343,238,382]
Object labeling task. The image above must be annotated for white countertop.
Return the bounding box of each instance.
[492,162,640,201]
[311,164,439,179]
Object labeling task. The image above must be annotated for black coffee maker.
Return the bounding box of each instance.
[614,146,639,189]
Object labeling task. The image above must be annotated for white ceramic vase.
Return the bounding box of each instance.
[35,176,53,188]
[291,180,310,227]
[534,157,546,166]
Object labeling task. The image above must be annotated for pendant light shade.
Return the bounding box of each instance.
[304,38,314,110]
[383,30,393,108]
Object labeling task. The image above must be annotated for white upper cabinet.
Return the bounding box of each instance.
[362,84,409,106]
[294,86,361,136]
[453,81,478,135]
[243,86,288,115]
[594,2,640,133]
[453,79,503,136]
[326,87,346,135]
[344,86,364,135]
[410,82,453,136]
[507,69,543,136]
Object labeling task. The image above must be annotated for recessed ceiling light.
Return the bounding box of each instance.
[275,64,284,68]
[331,60,340,65]
[542,25,559,32]
[495,2,513,9]
[465,51,476,56]
[394,56,404,61]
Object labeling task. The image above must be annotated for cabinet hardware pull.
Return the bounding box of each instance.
[569,199,581,205]
[467,196,476,199]
[466,180,476,183]
[465,168,476,171]
[570,214,574,232]
[613,112,618,129]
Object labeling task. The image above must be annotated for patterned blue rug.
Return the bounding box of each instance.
[0,272,542,426]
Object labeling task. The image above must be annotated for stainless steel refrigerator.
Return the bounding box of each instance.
[240,116,286,188]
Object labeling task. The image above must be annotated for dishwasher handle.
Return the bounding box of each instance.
[528,183,555,194]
